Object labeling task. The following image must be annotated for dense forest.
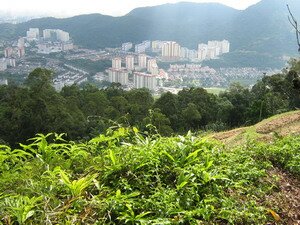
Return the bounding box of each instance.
[0,59,300,147]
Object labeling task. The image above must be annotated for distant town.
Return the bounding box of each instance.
[0,28,279,93]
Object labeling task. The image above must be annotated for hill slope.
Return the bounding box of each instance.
[0,111,299,223]
[213,110,300,145]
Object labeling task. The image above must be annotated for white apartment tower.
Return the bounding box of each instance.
[122,42,133,52]
[17,38,25,48]
[56,30,70,42]
[198,48,207,61]
[17,47,25,58]
[108,69,129,86]
[162,41,181,60]
[134,72,157,90]
[125,55,135,70]
[0,59,7,71]
[152,40,164,52]
[220,40,230,54]
[43,29,70,42]
[43,29,55,40]
[112,57,122,69]
[26,28,40,40]
[147,59,159,75]
[138,54,147,68]
[4,47,13,58]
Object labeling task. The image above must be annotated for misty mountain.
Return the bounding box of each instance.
[0,0,299,57]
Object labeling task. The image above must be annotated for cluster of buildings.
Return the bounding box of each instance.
[120,39,230,62]
[198,40,230,61]
[0,37,25,71]
[107,54,165,91]
[53,71,88,91]
[134,41,151,53]
[25,28,74,54]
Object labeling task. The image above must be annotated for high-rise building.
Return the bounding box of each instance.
[17,47,25,58]
[143,40,151,50]
[220,40,230,54]
[4,47,13,58]
[43,29,56,40]
[147,59,159,75]
[152,41,164,52]
[135,43,146,53]
[122,42,133,52]
[138,54,147,68]
[206,47,217,59]
[26,28,40,41]
[112,57,122,69]
[5,58,16,67]
[17,38,25,48]
[180,47,188,59]
[125,55,135,70]
[198,43,208,61]
[162,41,181,60]
[0,59,7,71]
[108,69,129,85]
[187,49,198,60]
[135,41,151,53]
[207,41,221,57]
[134,72,157,90]
[43,29,70,42]
[56,30,70,42]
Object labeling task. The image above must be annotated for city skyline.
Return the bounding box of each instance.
[1,0,262,18]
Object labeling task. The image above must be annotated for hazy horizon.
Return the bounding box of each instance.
[1,0,261,18]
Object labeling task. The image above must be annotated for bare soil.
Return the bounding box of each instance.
[265,168,300,225]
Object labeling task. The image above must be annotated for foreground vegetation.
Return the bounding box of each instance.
[0,126,299,224]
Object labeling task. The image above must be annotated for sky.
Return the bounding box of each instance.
[1,0,262,18]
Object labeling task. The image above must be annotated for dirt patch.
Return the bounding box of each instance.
[256,112,300,134]
[212,127,246,141]
[278,121,300,137]
[256,134,274,143]
[264,168,300,225]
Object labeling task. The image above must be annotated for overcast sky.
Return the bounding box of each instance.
[1,0,262,17]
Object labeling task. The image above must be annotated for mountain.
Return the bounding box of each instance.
[228,0,300,54]
[0,2,239,49]
[0,0,299,64]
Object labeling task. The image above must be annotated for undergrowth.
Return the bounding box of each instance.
[0,127,298,224]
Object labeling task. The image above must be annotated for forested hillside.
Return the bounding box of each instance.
[1,60,300,147]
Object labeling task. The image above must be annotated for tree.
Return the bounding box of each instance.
[24,68,54,93]
[143,109,173,136]
[153,92,180,130]
[182,103,202,130]
[287,4,300,52]
[220,83,252,126]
